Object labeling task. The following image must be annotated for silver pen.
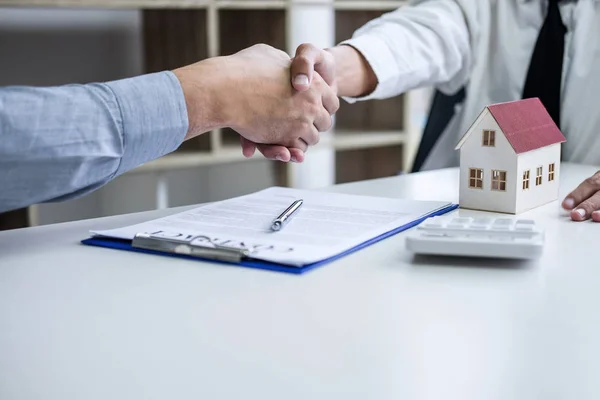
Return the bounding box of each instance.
[271,199,303,231]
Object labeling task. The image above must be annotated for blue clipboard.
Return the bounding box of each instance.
[81,204,458,274]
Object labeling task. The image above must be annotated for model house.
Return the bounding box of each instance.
[455,98,566,214]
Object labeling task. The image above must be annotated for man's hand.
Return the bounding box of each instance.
[290,43,378,98]
[290,43,337,93]
[562,171,600,222]
[173,44,339,161]
[241,43,339,162]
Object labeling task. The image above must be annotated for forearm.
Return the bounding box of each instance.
[0,71,188,213]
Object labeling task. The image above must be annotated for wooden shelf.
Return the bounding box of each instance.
[0,0,407,9]
[128,130,405,174]
[130,147,249,173]
[1,0,427,227]
[0,0,212,8]
[331,130,405,151]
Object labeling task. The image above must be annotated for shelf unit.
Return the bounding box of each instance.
[1,0,430,227]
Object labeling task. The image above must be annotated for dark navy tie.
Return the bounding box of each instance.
[522,0,567,129]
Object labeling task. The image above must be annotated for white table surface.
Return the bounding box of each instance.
[1,163,600,400]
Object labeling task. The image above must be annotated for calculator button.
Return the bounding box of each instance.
[421,232,446,237]
[516,219,535,225]
[423,218,443,228]
[492,219,513,229]
[451,217,472,224]
[515,225,534,231]
[472,217,492,225]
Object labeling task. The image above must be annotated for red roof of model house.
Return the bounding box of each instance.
[487,98,566,154]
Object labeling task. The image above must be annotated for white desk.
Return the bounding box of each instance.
[1,163,599,400]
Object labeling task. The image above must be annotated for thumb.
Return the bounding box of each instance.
[291,43,322,91]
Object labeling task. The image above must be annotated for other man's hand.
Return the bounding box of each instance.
[241,43,339,162]
[174,44,339,161]
[562,171,600,221]
[290,43,337,93]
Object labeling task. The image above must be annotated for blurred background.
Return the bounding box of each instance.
[0,0,432,230]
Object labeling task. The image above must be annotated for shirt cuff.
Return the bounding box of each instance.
[104,71,188,176]
[339,34,408,104]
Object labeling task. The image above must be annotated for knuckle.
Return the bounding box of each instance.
[297,120,312,134]
[297,43,315,53]
[312,132,321,145]
[318,119,332,133]
[311,73,324,84]
[294,55,312,68]
[332,96,340,113]
[585,174,600,187]
[307,103,321,117]
[323,49,335,64]
[580,201,596,214]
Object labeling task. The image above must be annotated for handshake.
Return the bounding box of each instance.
[173,43,341,163]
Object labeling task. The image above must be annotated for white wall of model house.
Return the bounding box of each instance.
[459,109,563,214]
[516,144,561,214]
[458,110,518,213]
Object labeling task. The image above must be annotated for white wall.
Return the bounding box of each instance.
[458,110,518,213]
[286,0,335,189]
[516,144,561,214]
[0,8,276,225]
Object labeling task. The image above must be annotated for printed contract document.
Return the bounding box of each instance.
[91,187,453,267]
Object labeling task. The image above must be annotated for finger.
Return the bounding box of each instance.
[570,191,600,221]
[562,171,600,209]
[240,136,256,158]
[592,211,600,222]
[288,148,306,163]
[297,123,320,146]
[313,108,333,132]
[256,145,305,163]
[321,80,340,115]
[291,44,335,91]
[255,144,292,162]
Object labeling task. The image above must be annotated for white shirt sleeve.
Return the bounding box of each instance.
[340,0,476,103]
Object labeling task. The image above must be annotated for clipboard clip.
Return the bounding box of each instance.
[132,233,250,263]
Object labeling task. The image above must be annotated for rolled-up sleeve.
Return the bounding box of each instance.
[340,0,475,103]
[0,71,188,213]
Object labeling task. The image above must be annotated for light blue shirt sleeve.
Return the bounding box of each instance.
[0,71,188,213]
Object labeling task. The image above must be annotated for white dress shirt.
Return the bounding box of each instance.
[342,0,600,170]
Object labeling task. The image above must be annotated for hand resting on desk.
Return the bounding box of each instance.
[562,171,600,222]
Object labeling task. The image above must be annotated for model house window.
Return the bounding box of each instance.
[469,168,483,189]
[491,170,507,191]
[549,163,555,181]
[522,170,530,190]
[536,166,543,186]
[482,130,496,146]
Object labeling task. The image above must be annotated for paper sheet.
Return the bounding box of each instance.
[92,187,452,267]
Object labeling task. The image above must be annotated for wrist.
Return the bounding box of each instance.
[173,58,233,140]
[326,45,377,98]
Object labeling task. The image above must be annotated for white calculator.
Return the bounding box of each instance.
[406,216,544,260]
